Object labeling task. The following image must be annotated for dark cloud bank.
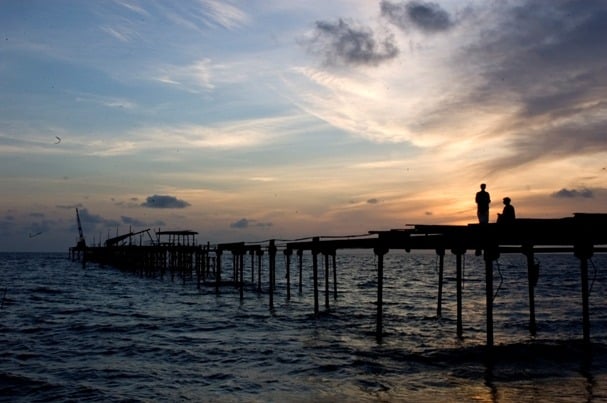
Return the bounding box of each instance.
[460,0,607,172]
[306,1,607,179]
[230,218,272,229]
[552,188,594,199]
[380,0,453,33]
[305,1,453,67]
[77,208,119,228]
[141,195,190,209]
[308,18,399,66]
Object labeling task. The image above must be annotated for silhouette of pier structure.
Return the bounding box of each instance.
[70,212,607,348]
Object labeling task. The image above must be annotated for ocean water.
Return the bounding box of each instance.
[1,250,606,402]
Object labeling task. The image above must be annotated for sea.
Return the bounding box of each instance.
[1,250,606,402]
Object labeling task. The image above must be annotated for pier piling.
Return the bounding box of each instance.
[257,249,263,292]
[452,248,465,338]
[332,252,337,300]
[297,249,303,295]
[269,240,276,310]
[312,237,320,317]
[374,244,388,342]
[523,244,537,336]
[484,245,499,349]
[436,248,445,318]
[324,252,330,310]
[575,241,593,344]
[285,249,292,301]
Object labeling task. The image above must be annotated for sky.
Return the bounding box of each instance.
[1,0,606,251]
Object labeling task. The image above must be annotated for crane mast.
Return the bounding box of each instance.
[76,208,86,248]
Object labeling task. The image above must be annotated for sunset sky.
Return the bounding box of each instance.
[2,0,606,251]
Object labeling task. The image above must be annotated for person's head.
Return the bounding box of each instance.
[480,183,486,190]
[503,197,511,205]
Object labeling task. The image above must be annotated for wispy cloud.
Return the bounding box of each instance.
[351,159,410,169]
[130,114,311,152]
[74,92,138,110]
[202,0,249,30]
[113,0,150,18]
[161,0,248,32]
[152,58,216,92]
[100,24,140,43]
[250,177,276,182]
[1,113,314,157]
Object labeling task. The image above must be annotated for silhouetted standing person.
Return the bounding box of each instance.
[497,197,515,223]
[475,183,491,224]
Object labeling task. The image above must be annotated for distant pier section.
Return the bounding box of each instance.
[70,211,607,348]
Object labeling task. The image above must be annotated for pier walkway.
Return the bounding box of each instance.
[70,213,607,348]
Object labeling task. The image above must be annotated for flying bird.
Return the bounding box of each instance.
[54,136,61,144]
[29,231,43,238]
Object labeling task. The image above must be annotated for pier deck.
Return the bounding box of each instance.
[70,213,607,348]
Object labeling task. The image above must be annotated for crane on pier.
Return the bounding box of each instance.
[75,208,86,249]
[105,228,153,247]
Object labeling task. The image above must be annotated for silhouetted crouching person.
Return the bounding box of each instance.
[475,183,491,224]
[497,197,515,224]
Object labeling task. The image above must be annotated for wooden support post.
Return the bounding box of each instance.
[202,247,208,284]
[257,250,263,292]
[298,250,303,294]
[374,244,388,342]
[324,252,330,310]
[232,254,237,284]
[575,242,593,344]
[182,249,187,285]
[269,240,276,310]
[285,249,292,301]
[484,245,499,349]
[206,242,211,281]
[523,244,537,336]
[196,249,201,290]
[580,257,590,344]
[216,249,222,294]
[312,237,320,317]
[250,250,255,283]
[452,249,465,338]
[170,248,175,282]
[332,252,337,300]
[161,249,166,280]
[239,252,244,301]
[436,248,445,318]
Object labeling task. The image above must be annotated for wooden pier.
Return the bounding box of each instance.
[70,212,607,348]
